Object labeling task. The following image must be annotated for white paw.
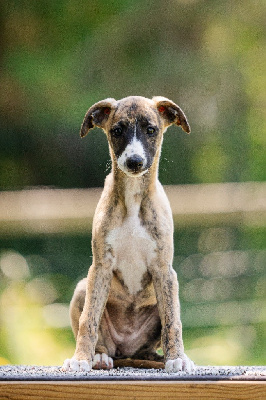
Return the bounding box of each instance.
[62,357,92,372]
[165,354,195,373]
[92,353,113,370]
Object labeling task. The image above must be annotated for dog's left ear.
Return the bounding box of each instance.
[152,96,190,134]
[80,98,117,137]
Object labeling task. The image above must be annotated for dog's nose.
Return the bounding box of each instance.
[126,155,144,172]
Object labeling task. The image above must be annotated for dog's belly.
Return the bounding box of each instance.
[103,301,160,357]
[106,215,156,295]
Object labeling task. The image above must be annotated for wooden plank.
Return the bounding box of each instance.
[0,381,266,400]
[0,182,266,236]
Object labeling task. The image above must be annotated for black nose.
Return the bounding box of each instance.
[126,155,144,172]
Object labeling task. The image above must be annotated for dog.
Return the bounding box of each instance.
[62,96,195,373]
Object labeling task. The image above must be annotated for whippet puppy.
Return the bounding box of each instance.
[63,96,195,373]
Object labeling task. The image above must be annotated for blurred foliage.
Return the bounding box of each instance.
[0,228,265,366]
[0,0,265,189]
[0,0,265,366]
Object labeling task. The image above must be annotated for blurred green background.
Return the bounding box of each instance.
[0,0,265,366]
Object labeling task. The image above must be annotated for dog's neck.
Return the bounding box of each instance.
[110,152,160,215]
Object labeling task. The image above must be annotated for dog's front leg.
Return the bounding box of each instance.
[152,264,195,373]
[63,263,112,372]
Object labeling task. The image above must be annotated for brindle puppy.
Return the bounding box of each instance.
[63,96,195,373]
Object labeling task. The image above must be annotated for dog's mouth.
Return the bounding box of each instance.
[119,155,149,177]
[123,168,149,177]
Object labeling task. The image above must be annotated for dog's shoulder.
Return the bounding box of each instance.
[92,173,123,236]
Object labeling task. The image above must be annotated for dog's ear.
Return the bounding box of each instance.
[80,98,117,137]
[152,96,190,134]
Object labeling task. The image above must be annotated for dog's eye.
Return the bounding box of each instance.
[147,127,155,136]
[112,127,123,137]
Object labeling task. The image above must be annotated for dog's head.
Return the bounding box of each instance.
[80,96,190,177]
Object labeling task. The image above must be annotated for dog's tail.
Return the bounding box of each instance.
[113,359,164,369]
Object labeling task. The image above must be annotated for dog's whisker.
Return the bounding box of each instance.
[105,159,112,173]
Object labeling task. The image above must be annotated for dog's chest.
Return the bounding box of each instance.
[106,214,156,295]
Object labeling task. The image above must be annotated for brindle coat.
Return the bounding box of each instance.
[63,96,195,373]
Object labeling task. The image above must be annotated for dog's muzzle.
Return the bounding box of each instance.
[126,155,144,174]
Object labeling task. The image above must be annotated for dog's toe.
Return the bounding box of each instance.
[182,353,195,372]
[92,353,113,370]
[62,357,92,372]
[62,358,71,371]
[165,358,183,373]
[165,354,195,373]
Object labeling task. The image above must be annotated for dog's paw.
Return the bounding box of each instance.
[92,353,113,370]
[62,357,92,372]
[165,354,195,373]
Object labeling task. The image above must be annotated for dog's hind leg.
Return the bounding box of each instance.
[69,278,115,370]
[69,278,87,339]
[63,264,113,372]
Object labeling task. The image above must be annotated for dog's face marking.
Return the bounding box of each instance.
[108,102,162,177]
[80,96,190,178]
[117,136,147,177]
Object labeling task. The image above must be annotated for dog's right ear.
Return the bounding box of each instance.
[80,98,117,137]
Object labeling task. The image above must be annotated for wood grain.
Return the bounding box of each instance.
[0,381,266,400]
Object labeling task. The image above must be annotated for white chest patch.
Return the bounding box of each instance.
[106,214,156,295]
